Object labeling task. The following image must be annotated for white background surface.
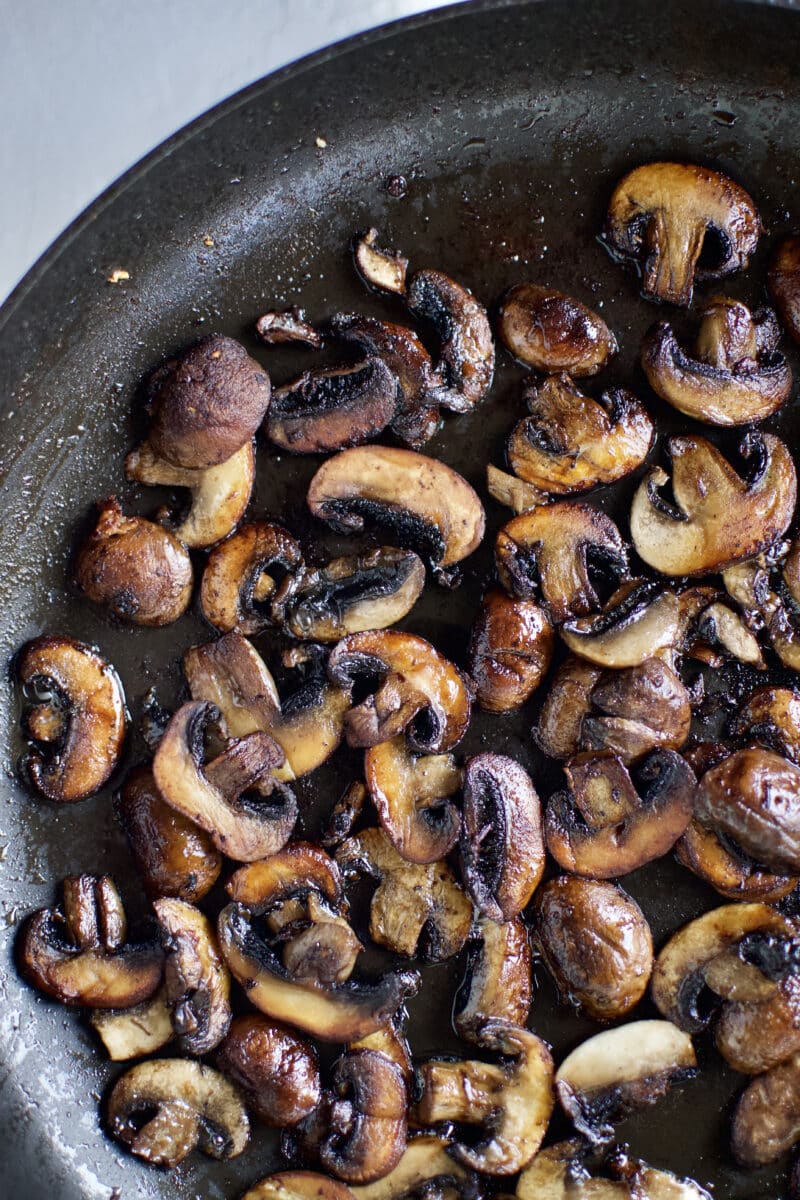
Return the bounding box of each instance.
[0,0,453,304]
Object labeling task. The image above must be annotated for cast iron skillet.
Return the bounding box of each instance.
[2,0,800,1195]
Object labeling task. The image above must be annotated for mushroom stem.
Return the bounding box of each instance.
[416,1060,505,1123]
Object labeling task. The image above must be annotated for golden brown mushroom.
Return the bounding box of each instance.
[216,1014,320,1127]
[497,284,617,376]
[365,736,462,864]
[453,916,532,1043]
[732,1053,800,1166]
[768,235,800,345]
[200,521,303,635]
[467,589,554,712]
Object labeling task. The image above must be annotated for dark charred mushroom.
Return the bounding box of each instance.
[605,162,760,306]
[318,1049,407,1184]
[244,1173,355,1200]
[641,297,790,425]
[534,877,653,1022]
[732,1053,800,1166]
[695,748,800,874]
[322,781,367,849]
[545,750,696,878]
[216,1014,320,1127]
[106,1058,249,1167]
[454,917,532,1043]
[75,497,193,625]
[256,308,322,348]
[200,521,304,635]
[19,874,162,1008]
[560,583,681,668]
[90,988,174,1060]
[497,284,617,376]
[154,897,231,1055]
[460,753,544,921]
[354,229,408,295]
[364,736,462,864]
[630,433,796,577]
[147,334,270,469]
[17,635,126,803]
[348,1136,468,1200]
[769,236,800,345]
[267,358,397,454]
[404,268,494,412]
[507,375,653,494]
[307,446,485,572]
[467,589,554,712]
[284,548,425,642]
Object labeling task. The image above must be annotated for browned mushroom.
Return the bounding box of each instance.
[154,897,231,1055]
[453,917,532,1043]
[715,976,800,1074]
[200,521,303,635]
[267,358,397,454]
[317,1049,407,1184]
[677,816,798,903]
[256,308,322,348]
[507,375,653,494]
[17,635,126,803]
[216,1014,320,1126]
[641,297,791,425]
[147,333,270,469]
[225,842,345,915]
[406,269,494,412]
[364,736,462,864]
[769,235,800,345]
[348,1020,413,1084]
[486,464,549,514]
[534,876,652,1022]
[467,589,554,713]
[322,781,367,849]
[723,548,800,671]
[730,687,800,764]
[559,582,682,668]
[244,1173,355,1200]
[545,750,696,878]
[497,284,617,376]
[348,1135,468,1200]
[605,162,760,306]
[354,228,408,295]
[75,497,193,625]
[732,1052,800,1166]
[516,1139,712,1199]
[19,875,162,1008]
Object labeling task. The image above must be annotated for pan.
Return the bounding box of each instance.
[1,1,800,1196]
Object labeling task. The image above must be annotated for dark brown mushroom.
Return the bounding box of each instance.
[545,749,696,878]
[349,1020,413,1084]
[147,334,270,469]
[676,816,797,903]
[460,753,544,921]
[19,874,162,1008]
[318,1049,407,1184]
[533,876,653,1022]
[75,497,193,625]
[729,687,800,764]
[467,589,554,712]
[560,582,681,668]
[267,358,397,454]
[641,297,791,425]
[216,1014,320,1127]
[226,842,345,915]
[732,1052,800,1165]
[723,549,800,671]
[322,781,367,849]
[256,308,322,348]
[405,268,494,412]
[354,228,408,295]
[200,521,303,635]
[497,284,617,376]
[507,375,653,495]
[768,235,800,345]
[453,917,532,1043]
[715,976,800,1074]
[17,635,126,803]
[605,162,760,306]
[154,897,231,1055]
[364,736,462,864]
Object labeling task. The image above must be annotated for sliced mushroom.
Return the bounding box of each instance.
[154,897,231,1055]
[216,1014,320,1126]
[517,1140,711,1200]
[226,842,345,914]
[545,749,696,878]
[147,333,270,469]
[641,297,790,425]
[486,464,549,514]
[364,736,462,864]
[19,875,162,1008]
[75,497,193,625]
[336,827,472,961]
[244,1173,355,1200]
[630,433,796,576]
[453,917,532,1043]
[349,1021,413,1084]
[153,700,296,862]
[676,816,797,903]
[405,268,494,412]
[555,1020,696,1143]
[322,782,367,849]
[732,1052,800,1165]
[605,162,760,306]
[348,1135,468,1200]
[414,1020,554,1175]
[560,583,681,668]
[495,503,628,623]
[691,599,766,669]
[723,549,800,671]
[318,1049,407,1184]
[467,589,554,712]
[715,975,800,1074]
[106,1058,249,1167]
[729,687,800,764]
[769,235,800,345]
[284,548,425,642]
[534,877,653,1022]
[329,630,471,754]
[354,228,408,295]
[125,438,255,549]
[256,308,322,348]
[460,753,544,921]
[507,375,653,494]
[497,285,617,376]
[17,635,126,803]
[307,446,485,572]
[267,358,397,454]
[117,765,222,901]
[90,987,174,1060]
[200,521,304,635]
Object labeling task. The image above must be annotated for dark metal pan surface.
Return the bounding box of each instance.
[2,1,800,1196]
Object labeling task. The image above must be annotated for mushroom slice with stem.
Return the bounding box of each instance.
[560,582,681,669]
[329,629,471,754]
[19,874,162,1008]
[90,987,174,1061]
[715,975,800,1074]
[348,1135,469,1200]
[730,687,800,764]
[497,284,617,376]
[318,1048,407,1184]
[676,813,797,904]
[200,521,304,635]
[769,235,800,345]
[555,1020,697,1144]
[533,876,653,1022]
[630,433,796,577]
[453,917,532,1043]
[244,1173,355,1200]
[516,1140,712,1200]
[267,358,397,454]
[17,635,126,803]
[256,307,322,348]
[545,749,696,878]
[125,437,255,549]
[154,897,231,1056]
[284,548,425,642]
[354,228,409,295]
[641,297,791,425]
[604,162,760,307]
[153,700,296,862]
[75,497,193,625]
[732,1052,800,1166]
[467,589,554,712]
[507,374,653,494]
[225,842,345,916]
[405,268,495,412]
[460,753,544,921]
[106,1057,249,1168]
[723,547,800,671]
[486,464,549,514]
[307,445,485,574]
[495,503,628,623]
[336,827,472,961]
[413,1019,554,1175]
[146,333,270,469]
[364,736,463,864]
[216,1014,320,1127]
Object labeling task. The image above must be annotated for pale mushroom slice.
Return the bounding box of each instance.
[516,1140,712,1200]
[486,464,549,514]
[507,374,653,494]
[605,162,760,306]
[497,284,617,376]
[641,297,790,425]
[559,583,682,669]
[348,1135,469,1200]
[354,228,409,295]
[453,916,532,1043]
[555,1020,696,1143]
[267,358,397,454]
[244,1173,354,1200]
[256,307,322,348]
[630,433,796,577]
[90,987,174,1061]
[732,1052,800,1166]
